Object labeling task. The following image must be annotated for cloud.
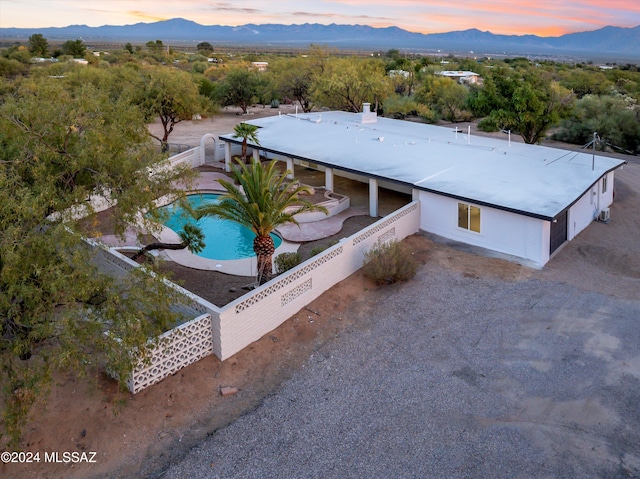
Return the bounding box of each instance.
[205,2,261,14]
[127,10,169,23]
[291,11,394,22]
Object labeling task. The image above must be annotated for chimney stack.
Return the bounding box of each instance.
[358,102,377,124]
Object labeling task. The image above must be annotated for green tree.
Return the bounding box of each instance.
[197,42,214,53]
[553,94,640,154]
[221,68,261,114]
[61,39,86,58]
[416,75,470,122]
[311,57,393,112]
[382,94,434,121]
[471,66,574,144]
[558,68,611,98]
[271,57,315,112]
[233,123,260,161]
[136,66,211,151]
[124,42,134,54]
[28,34,49,57]
[196,159,328,284]
[146,39,165,54]
[0,71,195,445]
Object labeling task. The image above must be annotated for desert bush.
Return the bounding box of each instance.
[362,240,417,285]
[309,239,339,258]
[477,116,500,132]
[275,252,302,274]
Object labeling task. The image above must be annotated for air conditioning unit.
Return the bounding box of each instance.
[599,208,611,222]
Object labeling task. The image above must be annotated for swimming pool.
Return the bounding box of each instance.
[157,193,282,261]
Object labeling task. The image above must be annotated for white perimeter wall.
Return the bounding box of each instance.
[214,201,420,360]
[417,191,548,267]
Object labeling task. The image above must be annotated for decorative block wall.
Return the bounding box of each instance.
[128,313,213,393]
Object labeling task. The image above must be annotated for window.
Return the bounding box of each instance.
[602,175,608,194]
[458,203,481,233]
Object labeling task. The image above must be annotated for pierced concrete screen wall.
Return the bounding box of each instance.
[128,313,213,393]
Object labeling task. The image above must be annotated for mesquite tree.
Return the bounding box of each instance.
[0,68,195,446]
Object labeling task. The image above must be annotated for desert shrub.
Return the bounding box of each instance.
[309,240,339,258]
[275,252,302,274]
[477,116,500,132]
[362,240,417,286]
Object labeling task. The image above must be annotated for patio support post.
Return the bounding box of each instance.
[224,142,232,172]
[325,167,334,191]
[369,178,379,217]
[412,188,420,202]
[286,158,294,179]
[252,148,260,162]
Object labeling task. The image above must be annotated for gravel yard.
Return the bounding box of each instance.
[163,257,640,478]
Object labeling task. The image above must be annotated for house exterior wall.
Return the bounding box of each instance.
[567,171,614,240]
[417,190,548,267]
[417,170,617,266]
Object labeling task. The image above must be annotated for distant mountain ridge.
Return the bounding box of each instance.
[1,18,639,60]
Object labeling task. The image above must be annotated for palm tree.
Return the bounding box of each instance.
[233,123,260,162]
[131,224,205,262]
[196,159,328,284]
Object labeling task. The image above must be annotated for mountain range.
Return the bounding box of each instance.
[1,19,639,61]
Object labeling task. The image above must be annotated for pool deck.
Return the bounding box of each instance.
[92,170,369,276]
[277,207,368,242]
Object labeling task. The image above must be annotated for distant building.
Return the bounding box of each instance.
[251,61,269,72]
[388,70,410,79]
[30,57,58,63]
[436,70,482,85]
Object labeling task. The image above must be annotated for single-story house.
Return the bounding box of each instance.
[251,61,269,71]
[220,104,625,268]
[436,70,482,84]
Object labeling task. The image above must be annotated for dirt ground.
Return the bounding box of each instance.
[3,107,638,479]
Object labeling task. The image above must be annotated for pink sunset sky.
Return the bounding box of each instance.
[1,0,639,36]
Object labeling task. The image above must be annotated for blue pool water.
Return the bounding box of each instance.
[157,193,282,261]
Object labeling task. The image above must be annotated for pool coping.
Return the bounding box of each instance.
[156,189,300,276]
[159,226,299,276]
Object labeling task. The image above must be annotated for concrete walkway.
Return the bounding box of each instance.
[277,207,369,242]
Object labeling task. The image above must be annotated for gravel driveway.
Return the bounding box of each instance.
[163,261,640,478]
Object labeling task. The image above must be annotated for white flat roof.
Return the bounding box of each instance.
[222,111,625,220]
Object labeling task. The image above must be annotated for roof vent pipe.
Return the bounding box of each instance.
[363,102,371,114]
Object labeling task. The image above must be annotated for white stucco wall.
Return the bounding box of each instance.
[417,190,547,267]
[567,172,614,241]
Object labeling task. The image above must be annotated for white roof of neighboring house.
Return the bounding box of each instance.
[437,71,479,77]
[222,111,625,220]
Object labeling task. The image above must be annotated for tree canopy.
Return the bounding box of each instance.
[135,66,213,151]
[0,69,195,445]
[470,65,574,144]
[221,68,262,114]
[28,34,49,57]
[311,57,393,113]
[61,39,86,58]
